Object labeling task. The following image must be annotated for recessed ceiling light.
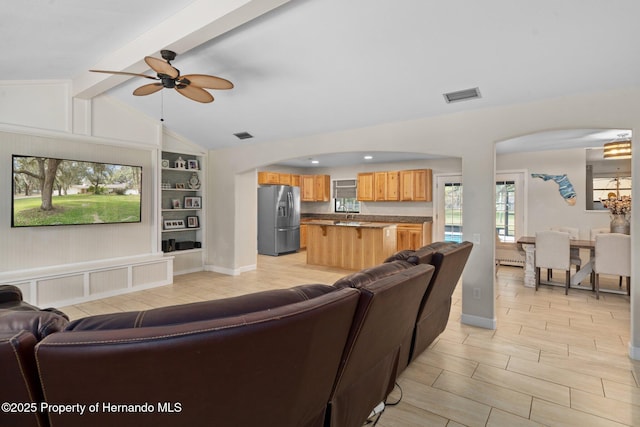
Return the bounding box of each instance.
[311,160,319,164]
[364,155,373,160]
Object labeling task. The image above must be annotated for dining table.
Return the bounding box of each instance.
[516,236,595,289]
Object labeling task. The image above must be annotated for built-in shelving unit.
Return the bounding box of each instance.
[160,150,205,274]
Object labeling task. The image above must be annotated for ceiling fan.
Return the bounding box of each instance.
[90,50,233,103]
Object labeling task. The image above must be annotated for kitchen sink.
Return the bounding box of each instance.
[333,221,363,226]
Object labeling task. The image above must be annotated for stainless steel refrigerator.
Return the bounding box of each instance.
[258,185,300,256]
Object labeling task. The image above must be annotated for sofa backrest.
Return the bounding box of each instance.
[408,241,473,364]
[35,287,360,427]
[0,331,46,427]
[66,283,336,331]
[333,260,415,289]
[327,263,435,427]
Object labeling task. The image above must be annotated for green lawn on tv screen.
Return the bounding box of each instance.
[13,194,141,226]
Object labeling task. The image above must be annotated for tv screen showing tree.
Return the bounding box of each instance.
[12,155,142,227]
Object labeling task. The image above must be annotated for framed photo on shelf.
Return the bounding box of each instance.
[187,216,199,228]
[171,199,181,209]
[187,159,199,170]
[163,219,186,229]
[175,183,186,189]
[184,196,202,209]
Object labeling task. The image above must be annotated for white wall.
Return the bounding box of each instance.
[0,130,157,271]
[498,148,611,239]
[0,82,173,306]
[0,81,71,132]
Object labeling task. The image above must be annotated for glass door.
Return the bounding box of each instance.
[436,175,463,242]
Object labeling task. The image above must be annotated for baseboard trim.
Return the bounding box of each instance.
[205,264,257,276]
[629,342,640,361]
[461,313,497,330]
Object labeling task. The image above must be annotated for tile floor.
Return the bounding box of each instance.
[61,253,638,426]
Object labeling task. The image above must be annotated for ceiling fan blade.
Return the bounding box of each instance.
[180,74,234,90]
[90,69,158,80]
[145,56,179,78]
[133,83,164,96]
[175,85,214,103]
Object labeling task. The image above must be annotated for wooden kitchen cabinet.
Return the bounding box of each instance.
[301,174,330,201]
[374,171,399,201]
[301,175,315,201]
[258,171,280,185]
[300,223,308,249]
[306,222,397,270]
[357,172,375,201]
[400,169,432,201]
[359,169,430,202]
[314,175,330,201]
[258,171,300,187]
[396,222,432,251]
[278,173,291,185]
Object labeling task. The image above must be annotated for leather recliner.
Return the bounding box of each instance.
[0,285,70,427]
[35,284,361,427]
[329,262,435,427]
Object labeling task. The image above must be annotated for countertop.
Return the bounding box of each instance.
[304,220,397,229]
[301,214,432,224]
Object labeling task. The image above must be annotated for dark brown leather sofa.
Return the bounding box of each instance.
[329,262,434,427]
[386,241,474,373]
[0,241,471,427]
[0,285,70,427]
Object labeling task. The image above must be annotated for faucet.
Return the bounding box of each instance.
[345,213,355,220]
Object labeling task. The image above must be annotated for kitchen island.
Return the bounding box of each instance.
[305,221,397,270]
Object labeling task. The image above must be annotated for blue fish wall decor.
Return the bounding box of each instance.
[531,173,577,206]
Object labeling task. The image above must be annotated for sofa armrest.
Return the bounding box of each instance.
[0,310,69,341]
[0,330,46,427]
[0,285,23,304]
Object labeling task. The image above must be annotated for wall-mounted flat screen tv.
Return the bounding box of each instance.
[12,155,142,227]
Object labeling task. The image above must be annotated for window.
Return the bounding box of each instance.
[443,182,463,243]
[437,172,524,243]
[495,180,516,242]
[333,179,360,213]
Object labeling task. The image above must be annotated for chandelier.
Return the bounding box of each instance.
[603,136,632,159]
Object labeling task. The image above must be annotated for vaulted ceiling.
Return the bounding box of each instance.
[4,0,640,159]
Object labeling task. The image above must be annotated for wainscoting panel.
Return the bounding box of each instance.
[38,275,85,306]
[133,261,169,286]
[0,254,173,307]
[90,268,129,295]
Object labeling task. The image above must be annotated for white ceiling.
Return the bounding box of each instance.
[4,0,639,165]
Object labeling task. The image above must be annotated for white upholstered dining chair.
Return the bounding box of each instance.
[535,230,571,295]
[593,233,631,300]
[550,226,582,280]
[590,227,627,289]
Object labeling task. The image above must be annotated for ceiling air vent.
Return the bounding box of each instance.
[233,131,254,140]
[443,87,481,103]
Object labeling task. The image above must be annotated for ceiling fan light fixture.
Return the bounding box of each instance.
[603,139,632,159]
[90,50,232,104]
